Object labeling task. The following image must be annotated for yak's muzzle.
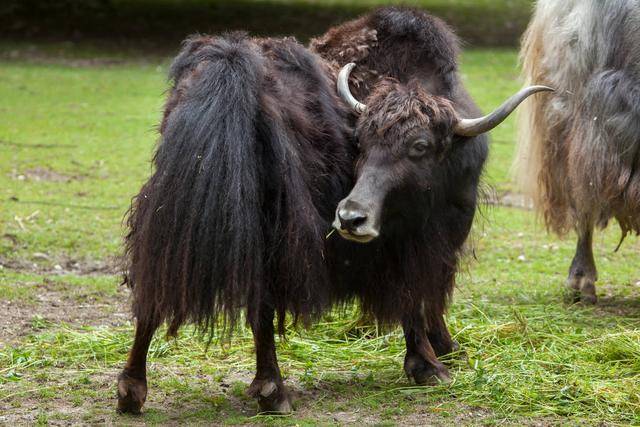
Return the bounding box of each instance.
[333,198,380,243]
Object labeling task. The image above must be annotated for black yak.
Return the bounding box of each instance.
[516,0,640,304]
[117,7,550,414]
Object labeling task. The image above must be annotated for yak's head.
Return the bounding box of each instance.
[333,63,552,243]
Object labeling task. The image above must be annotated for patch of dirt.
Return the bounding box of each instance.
[0,271,134,425]
[0,369,126,426]
[593,285,640,318]
[0,275,131,346]
[0,364,460,426]
[0,255,121,276]
[397,409,562,426]
[0,139,77,149]
[9,166,85,183]
[0,367,254,426]
[389,405,492,426]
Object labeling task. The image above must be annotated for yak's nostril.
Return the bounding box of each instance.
[338,209,368,232]
[351,215,367,228]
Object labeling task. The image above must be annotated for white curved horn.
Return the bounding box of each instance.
[337,63,367,114]
[454,85,554,137]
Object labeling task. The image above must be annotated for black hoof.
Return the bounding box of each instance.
[404,355,451,386]
[579,279,597,304]
[581,292,598,305]
[566,276,597,305]
[116,371,147,415]
[248,379,293,414]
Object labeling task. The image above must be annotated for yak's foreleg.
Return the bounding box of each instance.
[402,312,450,386]
[247,306,292,414]
[117,319,158,414]
[567,223,598,304]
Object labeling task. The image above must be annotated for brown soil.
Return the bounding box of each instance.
[0,275,130,346]
[0,255,121,276]
[9,166,81,183]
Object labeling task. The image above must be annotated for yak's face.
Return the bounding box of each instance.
[332,63,552,243]
[333,80,458,243]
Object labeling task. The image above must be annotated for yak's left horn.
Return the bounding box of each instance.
[454,85,554,137]
[337,63,367,114]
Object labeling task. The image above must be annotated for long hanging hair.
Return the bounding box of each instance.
[515,0,640,236]
[124,33,353,337]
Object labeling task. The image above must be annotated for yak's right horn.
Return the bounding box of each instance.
[454,85,554,137]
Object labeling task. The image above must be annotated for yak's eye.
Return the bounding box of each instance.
[408,139,432,158]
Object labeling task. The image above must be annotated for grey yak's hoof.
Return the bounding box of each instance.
[117,372,147,415]
[404,355,451,386]
[248,378,293,414]
[566,276,598,305]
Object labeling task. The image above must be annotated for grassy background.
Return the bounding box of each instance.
[1,9,640,426]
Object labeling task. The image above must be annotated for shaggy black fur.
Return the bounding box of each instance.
[119,7,489,414]
[125,33,354,336]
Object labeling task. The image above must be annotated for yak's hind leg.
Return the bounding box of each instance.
[427,314,459,358]
[247,305,293,414]
[403,313,450,386]
[566,223,598,304]
[117,319,158,414]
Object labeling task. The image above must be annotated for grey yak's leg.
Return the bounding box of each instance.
[117,319,158,414]
[567,223,598,304]
[247,306,293,414]
[402,313,451,386]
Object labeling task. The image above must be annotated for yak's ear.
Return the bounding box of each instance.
[454,85,554,137]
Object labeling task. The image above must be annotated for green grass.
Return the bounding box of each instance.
[1,45,640,425]
[0,61,164,261]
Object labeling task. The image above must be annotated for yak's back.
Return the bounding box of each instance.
[310,7,460,100]
[524,1,640,94]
